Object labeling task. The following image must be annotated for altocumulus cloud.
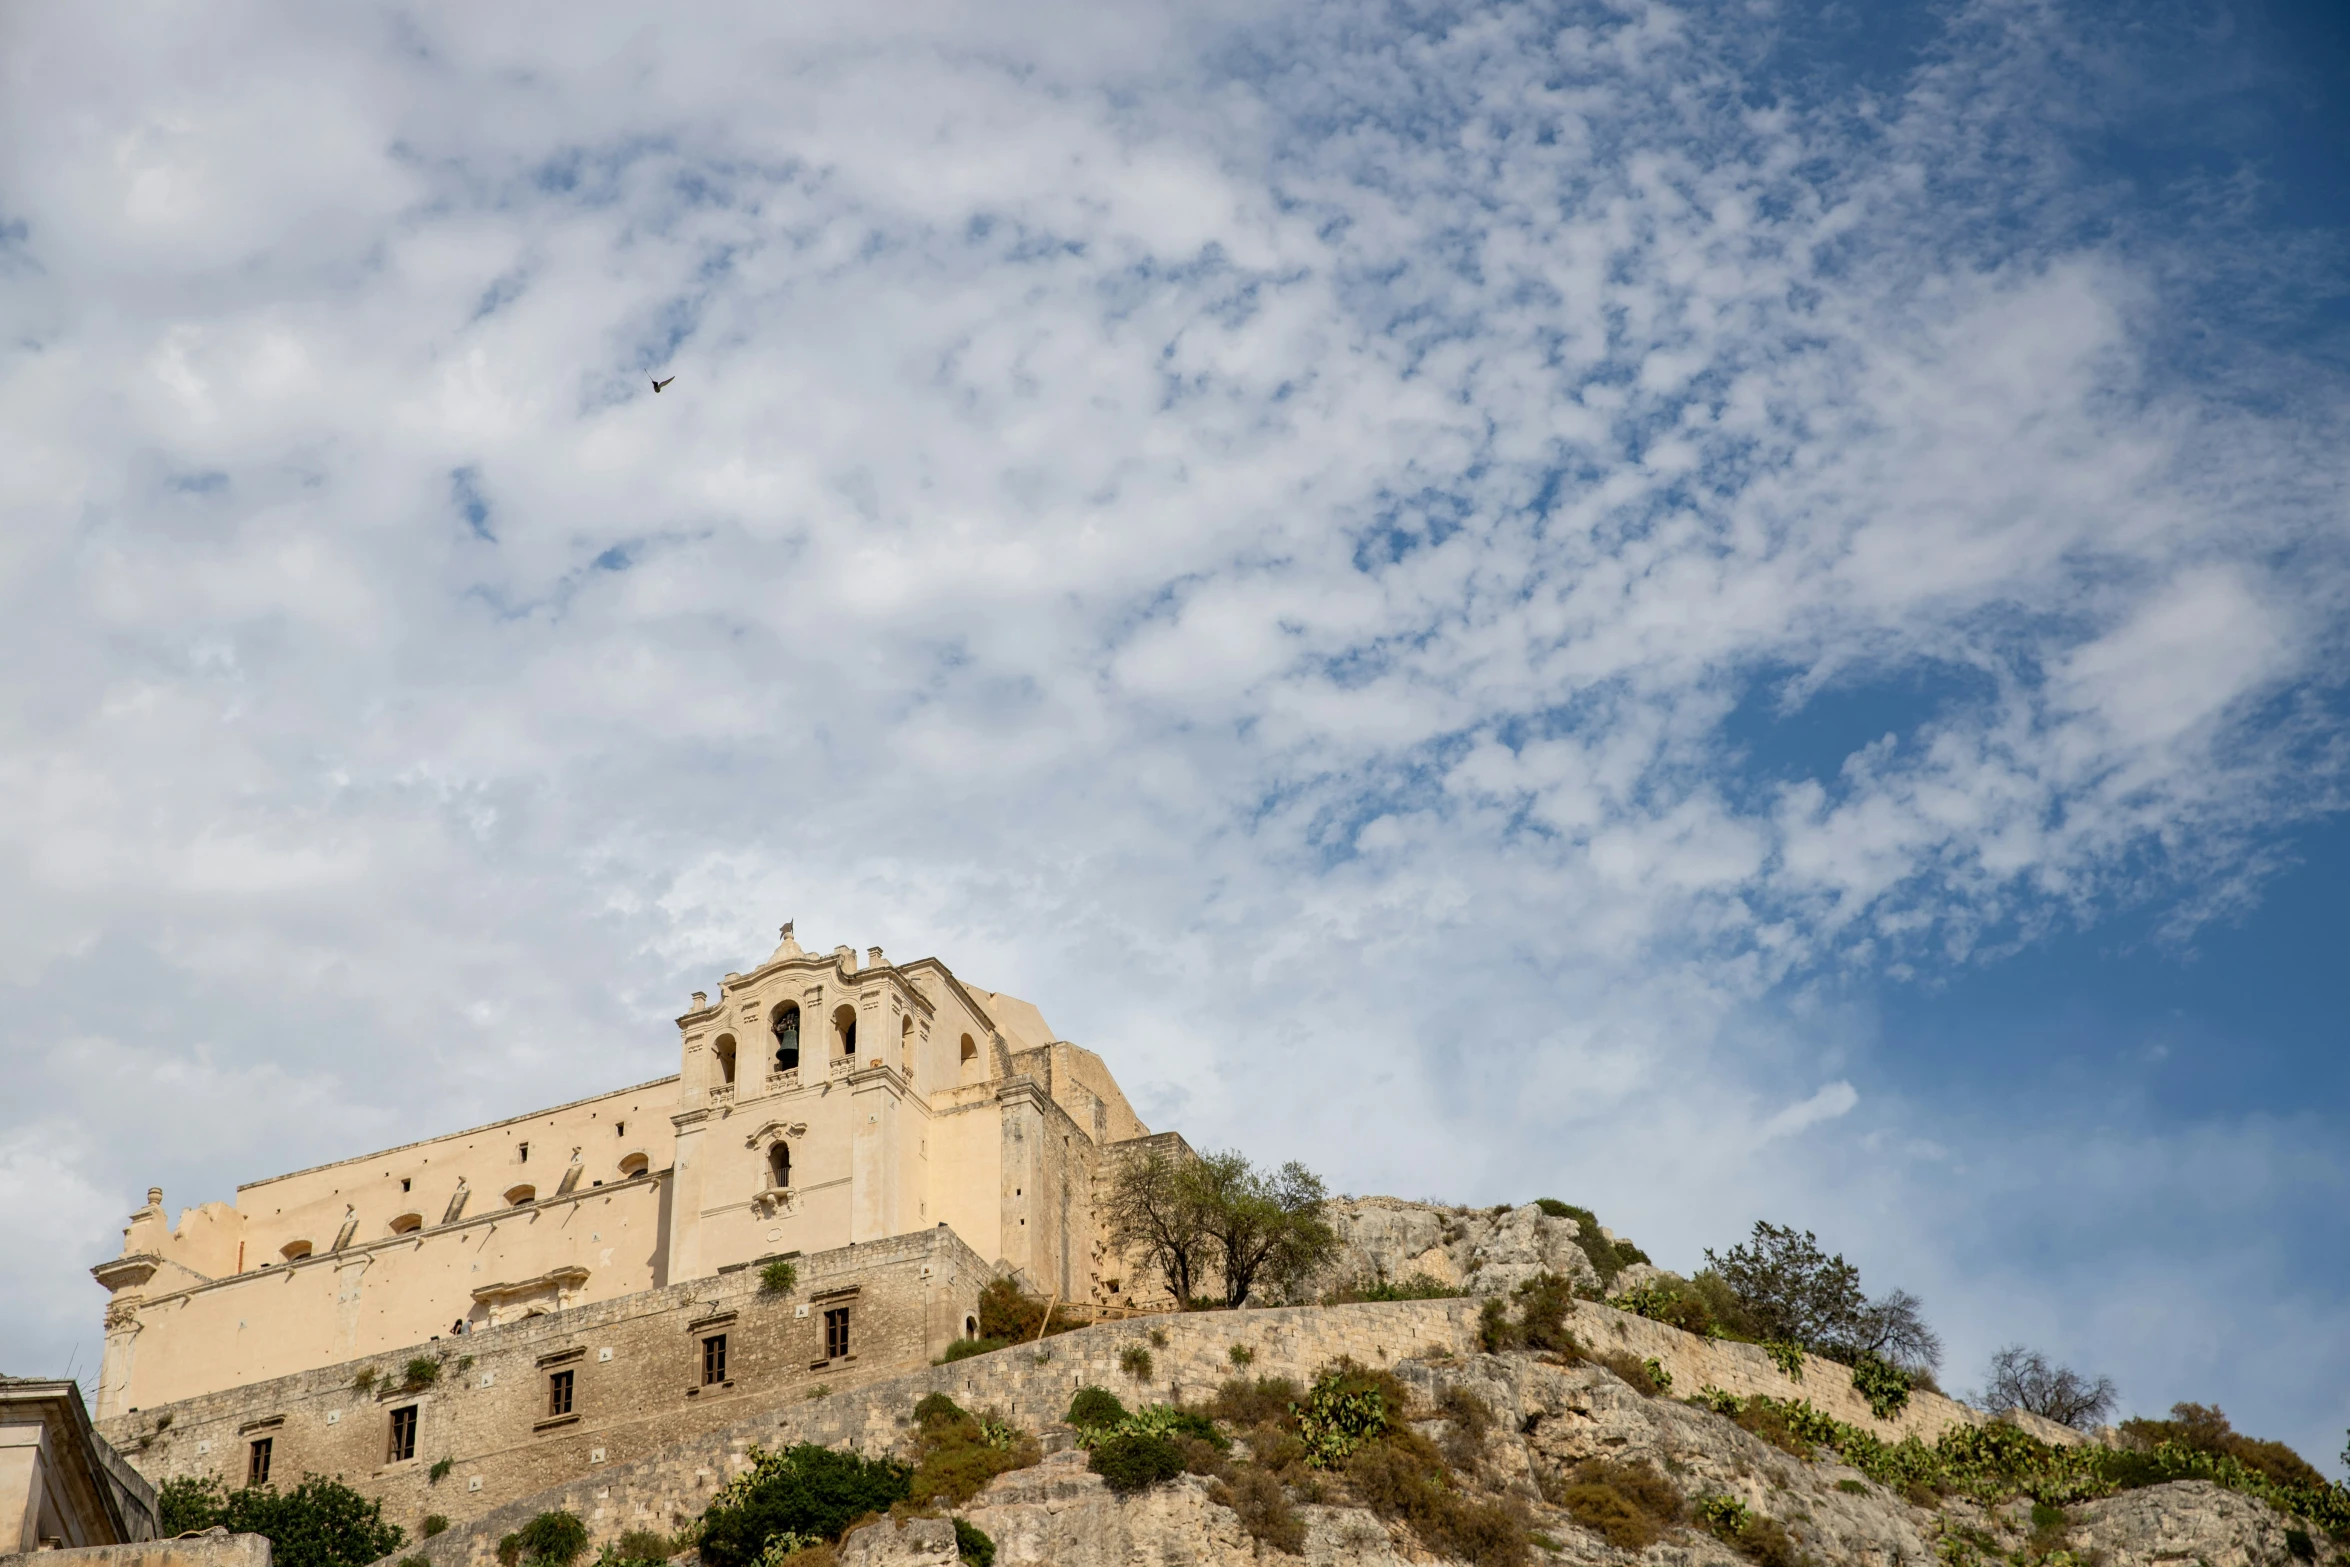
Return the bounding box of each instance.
[2,0,2346,1466]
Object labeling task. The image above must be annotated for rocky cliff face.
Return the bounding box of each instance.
[854,1349,2340,1567]
[1319,1199,1605,1298]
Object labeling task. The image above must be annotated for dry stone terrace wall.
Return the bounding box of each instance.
[106,1230,988,1537]
[392,1295,2071,1567]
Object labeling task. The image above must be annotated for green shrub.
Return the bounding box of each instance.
[2117,1403,2330,1492]
[1228,1344,1254,1366]
[422,1515,450,1538]
[159,1476,226,1536]
[1327,1272,1464,1303]
[1476,1274,1581,1355]
[1298,1359,1403,1468]
[1687,1389,2350,1536]
[1696,1495,1798,1565]
[692,1445,913,1567]
[1437,1383,1495,1471]
[907,1409,1036,1507]
[1765,1341,1806,1380]
[1089,1431,1186,1492]
[1119,1344,1154,1380]
[1068,1387,1128,1429]
[613,1530,675,1565]
[1609,1278,1719,1338]
[1594,1350,1668,1397]
[1208,1376,1301,1429]
[975,1277,1081,1342]
[1215,1469,1304,1554]
[759,1260,799,1296]
[1347,1426,1527,1567]
[168,1475,405,1567]
[1554,1458,1681,1551]
[403,1358,441,1389]
[1848,1353,1910,1420]
[1532,1201,1646,1293]
[938,1337,1007,1365]
[354,1367,379,1393]
[951,1520,994,1567]
[499,1512,588,1567]
[914,1393,968,1427]
[428,1458,453,1484]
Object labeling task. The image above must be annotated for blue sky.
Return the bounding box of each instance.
[1,0,2346,1475]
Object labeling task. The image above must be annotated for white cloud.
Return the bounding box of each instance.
[1760,1081,1861,1141]
[2,0,2346,1471]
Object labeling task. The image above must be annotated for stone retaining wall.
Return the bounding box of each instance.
[1,1530,269,1567]
[392,1295,2066,1567]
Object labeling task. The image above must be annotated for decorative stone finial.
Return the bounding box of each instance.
[692,991,707,1007]
[145,1186,164,1210]
[867,946,885,969]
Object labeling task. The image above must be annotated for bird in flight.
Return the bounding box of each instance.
[651,376,675,393]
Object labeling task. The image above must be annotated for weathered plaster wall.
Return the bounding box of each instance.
[390,1295,2069,1567]
[102,1177,670,1418]
[103,1229,989,1539]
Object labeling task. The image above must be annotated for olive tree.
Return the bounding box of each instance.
[1105,1146,1338,1308]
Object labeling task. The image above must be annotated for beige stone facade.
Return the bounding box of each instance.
[89,927,1182,1524]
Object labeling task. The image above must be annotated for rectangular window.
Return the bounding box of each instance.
[701,1334,727,1386]
[823,1307,850,1361]
[548,1369,574,1417]
[247,1437,272,1486]
[387,1405,417,1463]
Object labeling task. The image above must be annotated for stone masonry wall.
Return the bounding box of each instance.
[395,1295,2075,1567]
[0,1530,270,1567]
[107,1230,989,1539]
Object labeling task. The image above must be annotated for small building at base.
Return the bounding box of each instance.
[86,927,1185,1531]
[0,1378,157,1554]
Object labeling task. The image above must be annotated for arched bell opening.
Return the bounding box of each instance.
[771,1004,801,1073]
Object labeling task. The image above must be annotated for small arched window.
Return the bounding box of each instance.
[714,1034,738,1085]
[959,1034,977,1064]
[833,1005,857,1059]
[279,1240,313,1262]
[901,1014,913,1075]
[388,1213,423,1236]
[772,1005,801,1073]
[618,1152,649,1179]
[964,1314,979,1340]
[767,1142,791,1189]
[505,1184,536,1207]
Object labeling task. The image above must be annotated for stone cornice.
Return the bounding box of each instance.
[116,1169,663,1313]
[472,1265,591,1305]
[91,1254,161,1292]
[717,953,941,1021]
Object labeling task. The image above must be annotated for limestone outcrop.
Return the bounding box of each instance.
[1318,1198,1603,1298]
[837,1351,2341,1567]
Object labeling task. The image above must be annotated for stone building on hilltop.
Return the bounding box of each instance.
[86,926,1184,1528]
